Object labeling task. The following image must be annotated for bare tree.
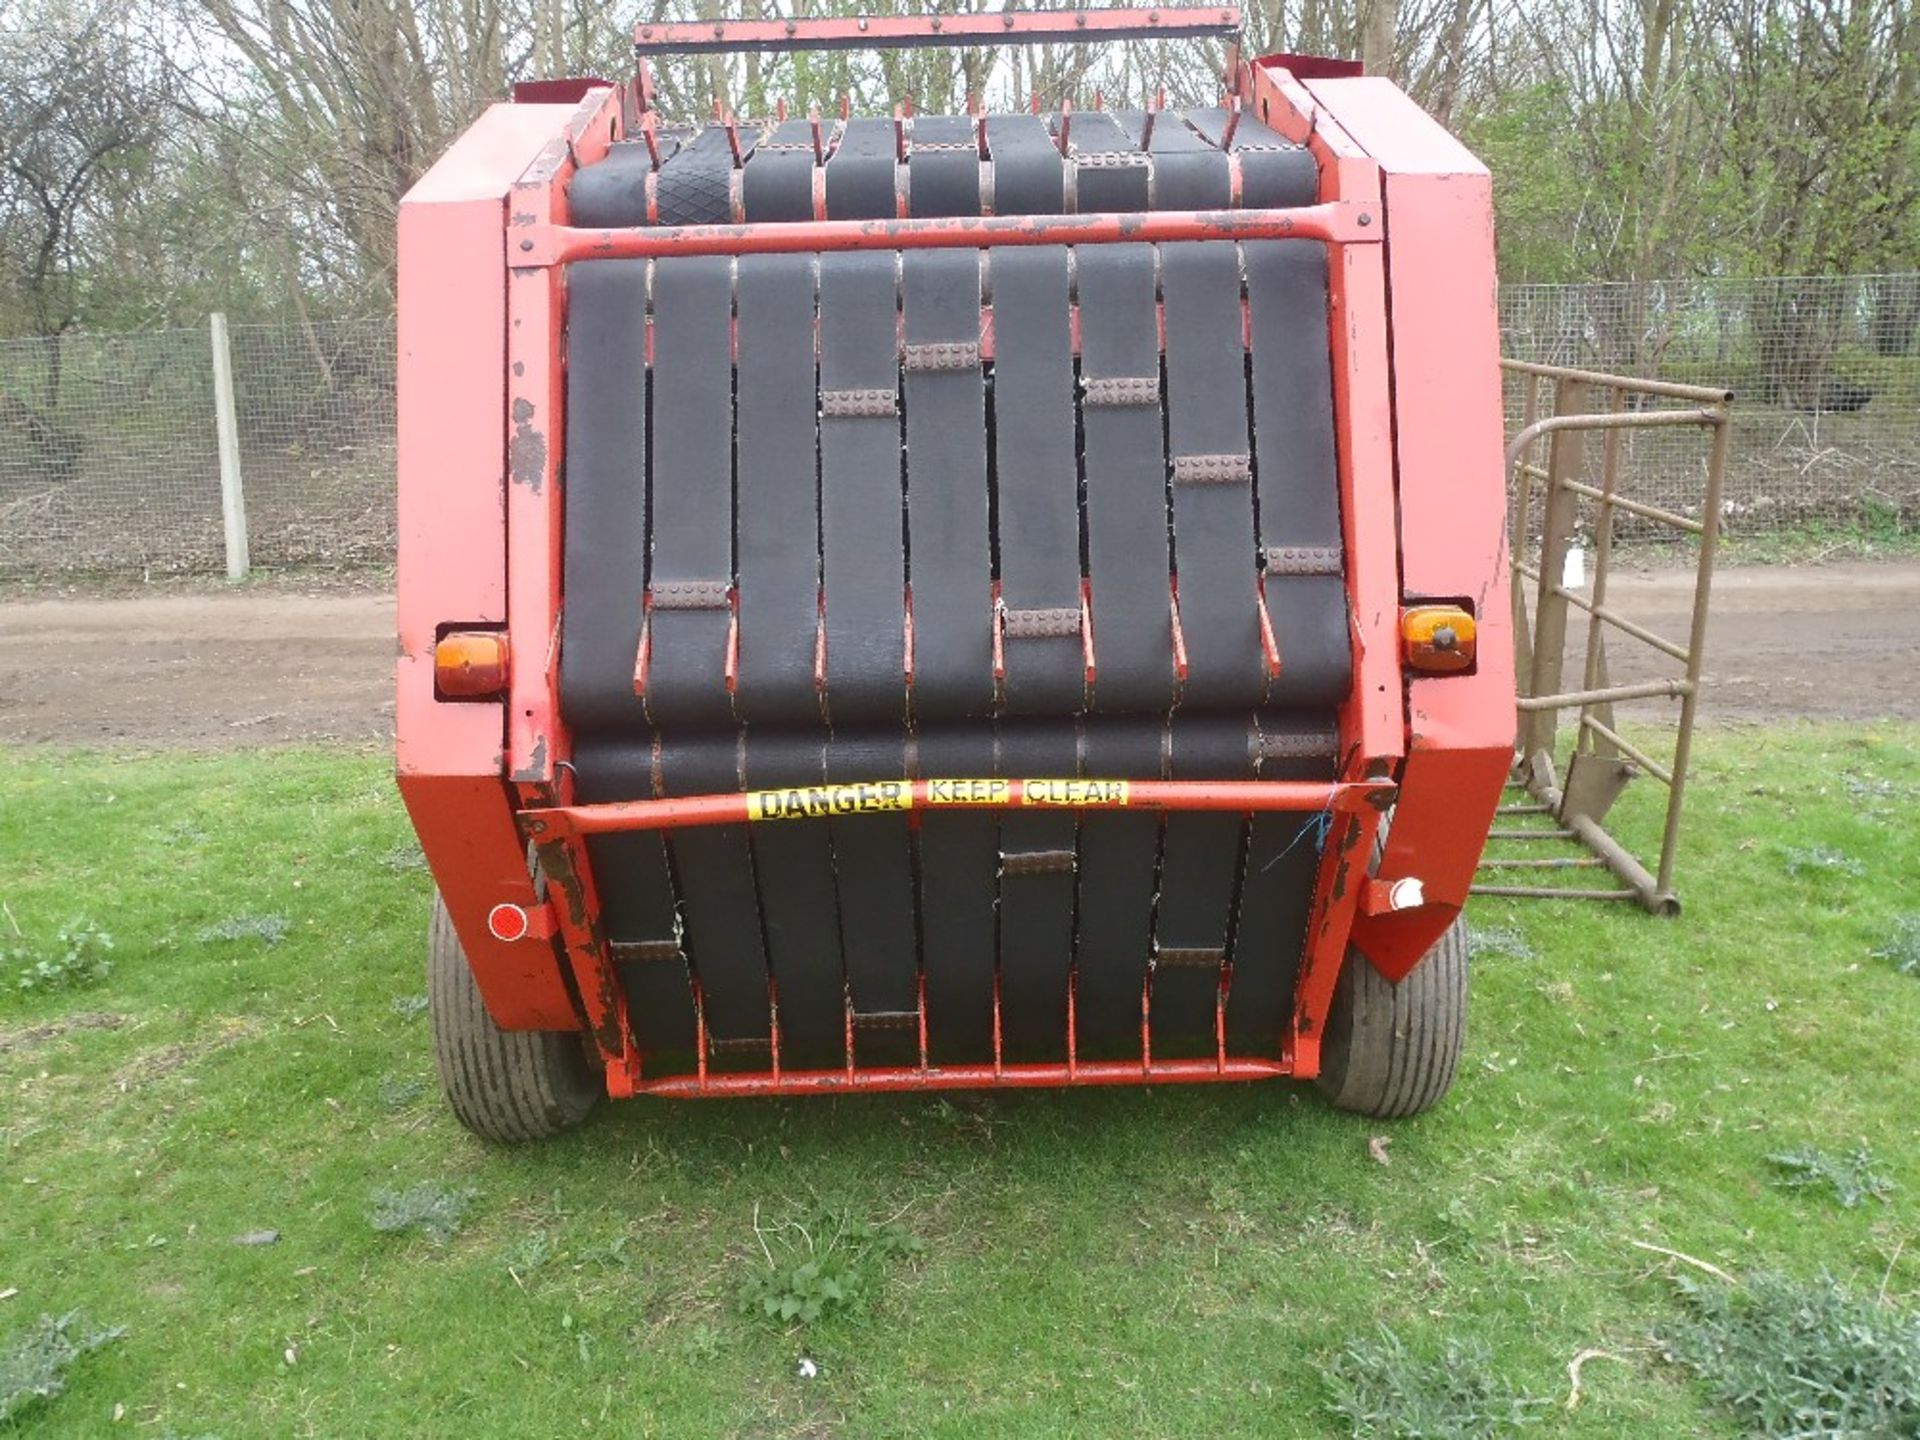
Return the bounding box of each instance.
[0,1,170,345]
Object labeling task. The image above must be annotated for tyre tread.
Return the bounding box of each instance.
[428,892,600,1142]
[1315,917,1468,1120]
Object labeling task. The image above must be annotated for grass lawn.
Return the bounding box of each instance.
[2,725,1917,1437]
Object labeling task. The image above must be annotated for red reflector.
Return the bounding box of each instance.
[435,631,509,698]
[487,903,530,942]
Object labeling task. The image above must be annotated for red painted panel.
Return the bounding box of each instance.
[398,773,579,1029]
[397,102,594,1027]
[1305,77,1514,981]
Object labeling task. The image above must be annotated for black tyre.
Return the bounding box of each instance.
[427,891,600,1142]
[1315,915,1469,1119]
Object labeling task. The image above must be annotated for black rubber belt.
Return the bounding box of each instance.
[1071,111,1149,212]
[825,728,919,1023]
[1245,240,1352,707]
[569,136,680,227]
[644,255,736,725]
[995,718,1079,1059]
[1151,714,1253,1050]
[985,115,1063,214]
[912,725,999,1060]
[907,115,980,219]
[1162,241,1266,706]
[741,729,845,1065]
[990,245,1083,714]
[825,116,897,219]
[1076,244,1175,712]
[1224,713,1338,1050]
[657,731,770,1041]
[733,254,823,723]
[1147,110,1230,210]
[818,251,906,722]
[570,737,697,1053]
[742,118,816,222]
[559,258,649,729]
[1072,717,1165,1054]
[1184,108,1319,208]
[902,248,995,717]
[654,125,746,225]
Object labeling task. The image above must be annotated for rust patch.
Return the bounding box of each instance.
[535,837,592,928]
[536,838,626,1055]
[508,397,547,493]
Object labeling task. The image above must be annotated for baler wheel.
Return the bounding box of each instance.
[428,891,600,1142]
[1315,917,1469,1119]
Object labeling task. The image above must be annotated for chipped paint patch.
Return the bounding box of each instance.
[511,732,549,783]
[508,397,547,492]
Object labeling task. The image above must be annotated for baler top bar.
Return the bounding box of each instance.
[633,8,1242,56]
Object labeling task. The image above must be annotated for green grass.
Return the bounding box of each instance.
[1614,513,1920,571]
[1,728,1917,1437]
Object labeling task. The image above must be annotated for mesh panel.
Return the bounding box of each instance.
[0,328,222,576]
[1501,274,1920,536]
[224,318,397,569]
[0,318,395,578]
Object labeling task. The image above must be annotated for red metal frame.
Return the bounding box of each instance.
[395,22,1513,1100]
[633,9,1241,55]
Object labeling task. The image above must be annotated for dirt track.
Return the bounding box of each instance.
[0,562,1915,750]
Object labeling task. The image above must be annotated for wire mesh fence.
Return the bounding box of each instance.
[1501,273,1920,537]
[223,319,399,570]
[0,274,1914,579]
[0,327,224,576]
[0,317,397,578]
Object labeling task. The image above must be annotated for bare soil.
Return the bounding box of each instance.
[0,562,1914,750]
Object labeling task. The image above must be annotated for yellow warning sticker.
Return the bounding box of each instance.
[924,778,1011,806]
[747,781,911,822]
[1021,778,1131,807]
